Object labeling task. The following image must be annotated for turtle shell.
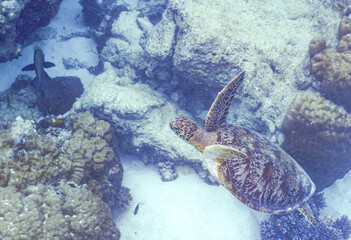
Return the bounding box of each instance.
[213,124,315,214]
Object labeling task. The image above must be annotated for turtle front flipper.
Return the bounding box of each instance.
[205,71,245,132]
[298,203,318,227]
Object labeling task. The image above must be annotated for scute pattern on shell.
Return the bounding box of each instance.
[215,124,315,214]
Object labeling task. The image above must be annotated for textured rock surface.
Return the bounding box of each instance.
[74,63,202,166]
[93,0,341,143]
[0,0,63,63]
[0,183,120,240]
[77,0,344,181]
[281,92,351,190]
[0,74,42,123]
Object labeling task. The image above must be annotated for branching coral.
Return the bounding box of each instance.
[260,193,351,240]
[281,92,351,190]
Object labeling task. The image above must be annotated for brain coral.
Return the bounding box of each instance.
[0,111,123,207]
[281,91,351,190]
[309,22,351,112]
[0,182,120,240]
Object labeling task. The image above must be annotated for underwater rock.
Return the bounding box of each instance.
[0,0,62,63]
[158,162,178,182]
[136,0,167,23]
[79,0,105,28]
[74,63,202,167]
[0,183,120,240]
[281,92,351,190]
[0,75,42,123]
[100,10,152,70]
[92,0,341,141]
[34,75,84,115]
[0,111,123,208]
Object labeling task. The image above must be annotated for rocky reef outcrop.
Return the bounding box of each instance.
[74,63,203,166]
[91,0,340,140]
[0,0,62,63]
[77,0,341,174]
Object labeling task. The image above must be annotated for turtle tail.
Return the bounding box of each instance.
[298,203,318,227]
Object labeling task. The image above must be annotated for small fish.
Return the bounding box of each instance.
[134,203,140,215]
[52,119,64,126]
[22,47,55,86]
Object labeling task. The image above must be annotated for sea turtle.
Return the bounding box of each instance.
[169,71,317,226]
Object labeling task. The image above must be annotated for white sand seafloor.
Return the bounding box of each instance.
[115,154,351,240]
[114,154,266,240]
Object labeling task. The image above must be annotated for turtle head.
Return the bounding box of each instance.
[169,116,198,142]
[170,116,216,152]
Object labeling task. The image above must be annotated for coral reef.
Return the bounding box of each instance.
[0,0,62,63]
[310,20,351,112]
[283,15,351,190]
[338,16,351,38]
[308,35,327,57]
[0,182,120,240]
[281,91,351,190]
[260,193,351,240]
[115,186,133,209]
[0,111,123,207]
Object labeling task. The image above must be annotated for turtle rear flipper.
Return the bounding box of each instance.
[298,203,318,227]
[205,71,245,132]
